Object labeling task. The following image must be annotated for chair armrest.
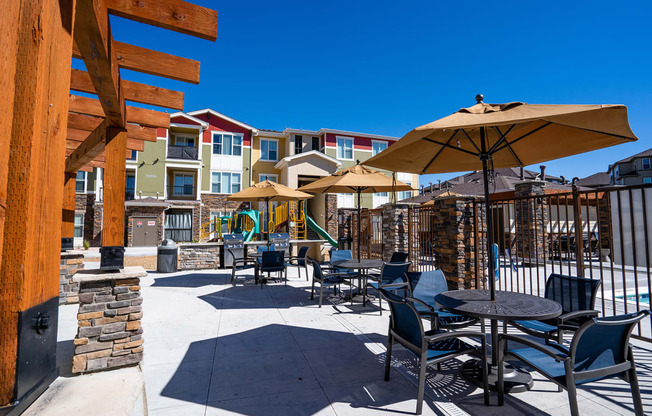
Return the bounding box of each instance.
[499,334,569,362]
[378,282,409,290]
[232,258,255,267]
[556,309,599,324]
[425,330,486,344]
[409,297,435,312]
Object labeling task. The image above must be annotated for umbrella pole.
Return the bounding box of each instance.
[357,190,361,261]
[482,161,496,301]
[266,198,271,248]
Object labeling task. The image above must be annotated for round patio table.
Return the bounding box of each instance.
[435,289,562,392]
[332,259,384,302]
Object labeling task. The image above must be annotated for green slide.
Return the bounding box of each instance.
[232,210,260,242]
[305,214,338,248]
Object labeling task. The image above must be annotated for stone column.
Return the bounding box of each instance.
[381,203,412,260]
[72,267,146,374]
[514,181,548,265]
[60,251,85,304]
[431,196,483,290]
[325,195,338,239]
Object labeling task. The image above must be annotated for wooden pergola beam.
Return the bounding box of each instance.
[69,94,170,128]
[67,129,145,151]
[74,0,125,127]
[66,120,109,172]
[73,41,200,84]
[70,68,185,110]
[106,0,218,41]
[67,113,157,142]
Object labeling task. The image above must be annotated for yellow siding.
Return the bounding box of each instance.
[251,135,286,183]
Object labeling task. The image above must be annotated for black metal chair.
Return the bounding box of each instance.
[309,257,351,308]
[364,262,411,315]
[257,250,287,286]
[498,311,650,416]
[228,249,257,287]
[367,251,410,278]
[407,269,481,331]
[507,273,602,343]
[288,246,310,281]
[381,289,489,414]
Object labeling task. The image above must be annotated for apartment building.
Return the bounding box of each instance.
[74,109,418,247]
[609,148,652,185]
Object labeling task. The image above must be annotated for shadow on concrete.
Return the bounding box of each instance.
[151,272,231,288]
[159,324,498,415]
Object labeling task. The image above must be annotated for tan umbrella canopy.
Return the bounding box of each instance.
[365,95,638,371]
[228,180,313,243]
[298,162,415,259]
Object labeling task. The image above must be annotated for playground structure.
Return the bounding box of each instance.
[198,200,337,246]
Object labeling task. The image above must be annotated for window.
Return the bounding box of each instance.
[127,150,137,161]
[260,138,278,161]
[259,174,278,183]
[643,158,651,170]
[312,136,320,151]
[74,213,84,238]
[337,137,353,160]
[372,141,388,156]
[212,133,242,156]
[644,177,652,184]
[337,193,354,208]
[295,135,303,155]
[211,172,241,194]
[125,171,136,201]
[76,171,86,193]
[373,192,389,208]
[175,136,195,147]
[164,210,192,242]
[173,173,194,196]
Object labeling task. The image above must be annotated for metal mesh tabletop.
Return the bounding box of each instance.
[435,290,562,321]
[332,259,384,269]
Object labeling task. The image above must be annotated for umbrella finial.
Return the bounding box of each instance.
[356,159,361,165]
[475,94,484,104]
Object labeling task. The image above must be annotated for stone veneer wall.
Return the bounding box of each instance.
[431,196,485,290]
[72,267,146,374]
[381,203,412,261]
[325,195,338,239]
[60,251,85,304]
[75,194,102,247]
[125,204,165,247]
[178,243,219,270]
[514,181,548,264]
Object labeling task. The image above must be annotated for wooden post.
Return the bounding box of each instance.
[62,171,77,248]
[102,127,127,247]
[0,0,75,406]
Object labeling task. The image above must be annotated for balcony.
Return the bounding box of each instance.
[167,145,198,160]
[167,185,196,199]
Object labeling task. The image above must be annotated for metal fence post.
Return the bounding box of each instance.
[572,184,585,276]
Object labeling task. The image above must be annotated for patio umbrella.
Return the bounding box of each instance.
[298,161,416,260]
[228,180,314,245]
[365,95,638,300]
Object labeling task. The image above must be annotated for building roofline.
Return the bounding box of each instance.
[170,112,209,129]
[274,150,342,170]
[186,108,259,133]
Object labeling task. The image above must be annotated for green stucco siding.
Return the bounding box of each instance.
[135,139,166,197]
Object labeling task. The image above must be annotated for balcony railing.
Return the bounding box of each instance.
[167,185,196,198]
[167,145,198,160]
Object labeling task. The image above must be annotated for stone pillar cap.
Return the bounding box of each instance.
[73,266,147,283]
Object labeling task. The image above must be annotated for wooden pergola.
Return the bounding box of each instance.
[0,0,217,410]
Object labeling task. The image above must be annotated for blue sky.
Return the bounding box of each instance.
[105,0,652,184]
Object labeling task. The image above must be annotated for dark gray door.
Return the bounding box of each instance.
[133,217,158,246]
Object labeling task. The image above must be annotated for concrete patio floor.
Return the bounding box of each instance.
[57,266,652,415]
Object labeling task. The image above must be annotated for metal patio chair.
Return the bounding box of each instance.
[407,269,481,331]
[381,289,489,414]
[507,273,602,344]
[498,310,650,416]
[257,250,287,286]
[228,248,256,287]
[364,262,411,315]
[309,257,352,308]
[288,246,310,281]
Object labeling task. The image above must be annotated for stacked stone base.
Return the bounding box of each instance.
[60,251,85,304]
[72,267,146,373]
[178,243,219,270]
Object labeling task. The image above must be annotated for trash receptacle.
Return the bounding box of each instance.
[338,236,352,251]
[157,239,178,273]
